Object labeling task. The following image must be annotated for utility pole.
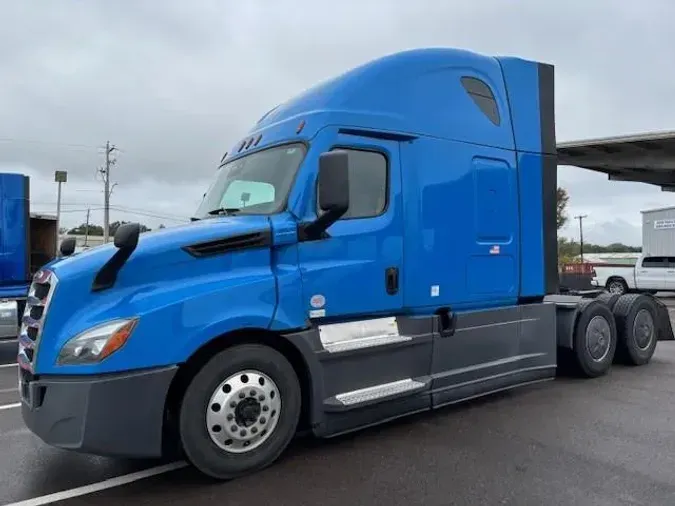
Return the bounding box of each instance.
[575,214,588,264]
[54,170,68,256]
[84,208,90,247]
[100,141,117,243]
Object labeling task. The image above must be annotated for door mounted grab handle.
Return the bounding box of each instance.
[385,267,399,295]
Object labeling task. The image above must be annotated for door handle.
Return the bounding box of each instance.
[385,267,399,295]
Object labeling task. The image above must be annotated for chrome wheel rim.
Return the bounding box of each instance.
[206,370,281,454]
[609,282,624,294]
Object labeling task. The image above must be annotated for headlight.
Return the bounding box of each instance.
[57,318,138,365]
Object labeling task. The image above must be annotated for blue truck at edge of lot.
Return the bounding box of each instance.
[0,173,57,339]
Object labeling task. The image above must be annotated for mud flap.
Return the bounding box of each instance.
[651,296,674,341]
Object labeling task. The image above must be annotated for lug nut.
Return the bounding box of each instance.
[239,392,245,399]
[250,390,256,397]
[251,427,258,434]
[240,429,247,437]
[230,425,238,432]
[226,414,234,421]
[262,405,269,412]
[258,395,265,401]
[230,401,237,408]
[260,417,266,424]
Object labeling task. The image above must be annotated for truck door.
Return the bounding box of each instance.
[297,136,404,320]
[636,256,667,290]
[665,257,675,291]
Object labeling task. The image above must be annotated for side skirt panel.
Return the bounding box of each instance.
[287,303,560,439]
[314,315,434,437]
[430,302,558,408]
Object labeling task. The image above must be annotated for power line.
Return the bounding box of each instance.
[32,201,188,219]
[109,205,187,221]
[0,137,102,151]
[33,207,103,214]
[32,205,189,223]
[0,136,206,169]
[32,206,188,222]
[108,207,188,222]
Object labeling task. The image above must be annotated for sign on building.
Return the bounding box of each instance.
[654,219,675,230]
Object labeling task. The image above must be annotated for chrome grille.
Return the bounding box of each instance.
[18,269,58,372]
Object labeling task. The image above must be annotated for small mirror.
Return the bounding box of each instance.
[114,222,141,251]
[59,236,77,257]
[318,150,349,214]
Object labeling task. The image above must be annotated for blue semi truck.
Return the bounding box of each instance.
[0,173,58,339]
[18,48,675,479]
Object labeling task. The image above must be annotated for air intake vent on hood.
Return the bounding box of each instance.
[183,230,272,258]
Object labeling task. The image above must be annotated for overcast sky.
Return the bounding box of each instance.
[2,0,674,246]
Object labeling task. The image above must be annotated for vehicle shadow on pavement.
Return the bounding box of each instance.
[164,386,540,488]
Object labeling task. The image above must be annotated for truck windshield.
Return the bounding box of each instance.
[194,142,307,218]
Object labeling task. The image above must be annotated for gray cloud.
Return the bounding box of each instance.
[1,0,674,242]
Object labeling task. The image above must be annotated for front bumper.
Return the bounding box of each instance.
[21,365,178,458]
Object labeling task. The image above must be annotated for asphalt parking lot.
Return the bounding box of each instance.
[3,298,675,506]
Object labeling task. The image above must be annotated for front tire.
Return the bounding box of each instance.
[179,344,301,480]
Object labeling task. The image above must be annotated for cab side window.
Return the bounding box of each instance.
[642,256,667,268]
[318,148,388,219]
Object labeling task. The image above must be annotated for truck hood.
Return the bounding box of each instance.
[48,215,272,282]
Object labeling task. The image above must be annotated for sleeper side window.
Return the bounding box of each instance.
[317,148,388,219]
[461,76,500,126]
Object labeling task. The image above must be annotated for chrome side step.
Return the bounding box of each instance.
[318,316,417,354]
[323,334,412,353]
[325,378,428,411]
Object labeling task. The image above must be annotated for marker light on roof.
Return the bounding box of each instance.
[253,134,262,146]
[296,120,305,134]
[245,137,254,149]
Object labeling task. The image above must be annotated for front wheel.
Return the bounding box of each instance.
[607,278,628,295]
[179,344,301,480]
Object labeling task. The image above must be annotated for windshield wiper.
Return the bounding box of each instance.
[207,207,241,216]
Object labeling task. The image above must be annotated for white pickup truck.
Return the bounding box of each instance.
[591,254,675,295]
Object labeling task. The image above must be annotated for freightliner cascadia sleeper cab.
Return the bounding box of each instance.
[18,48,675,480]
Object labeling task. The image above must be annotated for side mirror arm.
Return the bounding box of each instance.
[300,206,347,241]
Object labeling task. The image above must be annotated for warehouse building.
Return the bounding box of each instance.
[642,206,675,256]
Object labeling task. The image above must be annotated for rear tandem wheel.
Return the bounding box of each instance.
[611,293,659,366]
[571,299,618,378]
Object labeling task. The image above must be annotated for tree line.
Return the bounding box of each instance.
[556,186,640,264]
[66,221,166,236]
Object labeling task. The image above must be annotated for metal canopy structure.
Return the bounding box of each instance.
[557,130,675,191]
